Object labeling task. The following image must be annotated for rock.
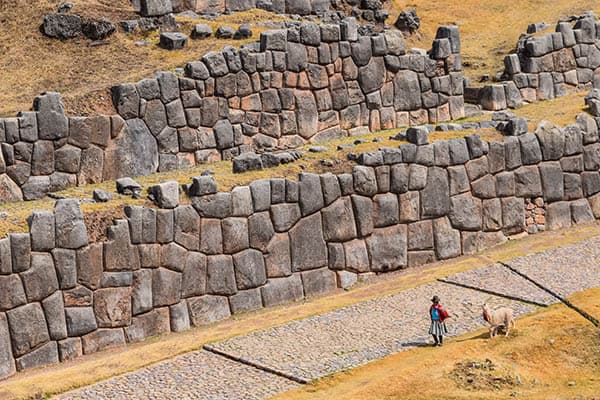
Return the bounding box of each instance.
[336,270,358,289]
[41,13,82,39]
[432,217,461,259]
[191,23,212,39]
[233,152,263,173]
[65,307,97,337]
[0,275,26,312]
[116,177,142,196]
[94,288,132,328]
[235,23,252,39]
[535,121,564,160]
[353,166,377,196]
[57,2,73,13]
[289,213,327,272]
[15,341,59,372]
[216,26,235,39]
[395,10,420,33]
[206,255,236,295]
[55,199,88,249]
[28,211,55,252]
[421,167,450,218]
[449,193,482,231]
[160,32,188,50]
[260,275,304,307]
[298,173,324,216]
[504,117,528,136]
[571,198,595,224]
[366,225,407,271]
[406,126,429,145]
[545,201,571,230]
[0,314,15,378]
[321,197,357,241]
[140,0,173,16]
[93,189,112,202]
[105,119,158,178]
[125,308,170,342]
[149,180,179,208]
[21,253,59,302]
[82,18,116,40]
[301,268,336,297]
[82,329,125,355]
[233,249,266,290]
[187,295,231,325]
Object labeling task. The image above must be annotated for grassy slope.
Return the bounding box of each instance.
[0,222,597,400]
[273,287,600,400]
[0,0,287,117]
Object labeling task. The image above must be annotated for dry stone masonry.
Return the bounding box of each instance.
[1,113,599,379]
[478,14,600,110]
[0,20,464,204]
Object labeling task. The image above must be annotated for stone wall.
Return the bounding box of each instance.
[1,114,599,379]
[477,14,600,110]
[0,20,464,204]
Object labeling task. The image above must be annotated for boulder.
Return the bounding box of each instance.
[301,268,336,297]
[149,180,179,208]
[260,274,304,307]
[55,199,88,249]
[229,289,263,314]
[140,0,173,16]
[65,306,98,337]
[187,295,231,325]
[394,10,420,33]
[191,23,212,39]
[366,225,407,271]
[41,13,82,39]
[289,213,328,272]
[160,32,188,50]
[21,253,59,302]
[233,249,266,289]
[432,217,461,260]
[94,288,132,328]
[82,18,116,40]
[216,26,235,39]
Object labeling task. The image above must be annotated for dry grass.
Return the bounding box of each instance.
[0,222,597,400]
[273,286,600,400]
[0,0,287,117]
[391,0,600,81]
[0,126,503,237]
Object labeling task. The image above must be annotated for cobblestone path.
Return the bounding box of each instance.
[58,236,600,400]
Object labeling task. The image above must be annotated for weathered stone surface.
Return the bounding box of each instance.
[301,268,337,297]
[149,180,179,209]
[132,269,152,316]
[233,249,267,290]
[571,198,595,224]
[372,193,399,227]
[231,186,253,216]
[289,213,327,272]
[34,92,68,140]
[229,288,263,314]
[55,199,87,249]
[152,268,181,307]
[82,329,125,355]
[125,308,170,342]
[187,295,231,326]
[58,337,82,362]
[173,205,200,250]
[10,233,30,273]
[407,220,433,250]
[545,201,572,231]
[421,167,450,218]
[94,287,132,328]
[21,252,58,302]
[0,313,16,378]
[192,193,231,219]
[366,225,407,272]
[249,179,271,212]
[536,121,565,160]
[206,255,236,295]
[461,231,506,255]
[41,291,67,340]
[514,166,543,198]
[0,275,26,312]
[168,301,190,333]
[299,173,324,216]
[7,303,49,358]
[221,217,249,254]
[353,166,377,196]
[343,239,370,273]
[65,307,97,337]
[15,341,59,372]
[501,197,525,235]
[432,217,461,260]
[321,197,357,242]
[519,133,543,165]
[264,233,291,278]
[104,119,158,179]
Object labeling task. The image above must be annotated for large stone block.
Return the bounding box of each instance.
[321,197,357,242]
[353,166,377,196]
[181,252,207,298]
[152,268,182,307]
[77,244,103,290]
[301,268,336,297]
[7,303,49,357]
[449,193,482,231]
[514,166,543,198]
[65,307,97,337]
[55,199,88,249]
[192,193,232,218]
[229,289,263,315]
[21,252,59,302]
[366,225,407,272]
[104,119,158,179]
[0,313,15,379]
[343,239,369,273]
[407,220,434,250]
[261,274,304,307]
[501,197,525,235]
[571,198,595,224]
[132,269,153,316]
[42,291,67,340]
[372,193,399,227]
[206,255,237,295]
[82,328,126,355]
[222,218,249,254]
[299,173,324,216]
[15,341,58,372]
[94,287,132,328]
[28,211,55,252]
[174,205,200,250]
[33,92,68,140]
[10,233,30,273]
[169,301,190,332]
[124,308,170,343]
[289,212,327,272]
[393,70,421,111]
[545,201,572,230]
[519,133,543,165]
[432,217,461,260]
[421,167,450,218]
[264,233,291,278]
[535,121,564,160]
[233,249,267,290]
[0,275,26,312]
[187,295,231,326]
[539,162,564,202]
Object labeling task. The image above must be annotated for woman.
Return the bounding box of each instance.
[429,295,450,346]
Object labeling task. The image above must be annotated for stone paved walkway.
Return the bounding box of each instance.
[57,236,600,400]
